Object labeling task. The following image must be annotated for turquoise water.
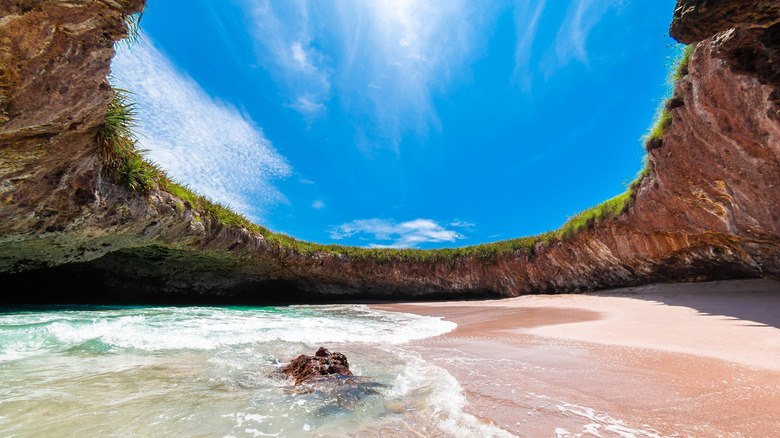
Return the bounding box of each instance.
[0,305,513,437]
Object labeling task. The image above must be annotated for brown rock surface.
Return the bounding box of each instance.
[281,347,353,385]
[0,0,150,242]
[670,0,780,45]
[0,0,778,303]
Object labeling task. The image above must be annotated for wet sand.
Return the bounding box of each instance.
[371,279,780,437]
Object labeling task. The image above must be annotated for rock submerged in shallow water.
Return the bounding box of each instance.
[281,347,353,385]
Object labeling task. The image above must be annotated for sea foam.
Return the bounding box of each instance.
[0,305,516,438]
[0,305,455,357]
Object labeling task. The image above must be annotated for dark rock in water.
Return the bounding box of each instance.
[281,347,353,385]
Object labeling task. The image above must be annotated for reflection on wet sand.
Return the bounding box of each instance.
[374,279,780,437]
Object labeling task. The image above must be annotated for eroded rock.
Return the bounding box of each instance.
[670,0,780,45]
[0,0,778,302]
[281,347,353,385]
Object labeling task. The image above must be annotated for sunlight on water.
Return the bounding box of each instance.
[0,305,514,437]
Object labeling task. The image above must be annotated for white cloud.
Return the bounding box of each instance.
[250,1,331,116]
[312,200,325,209]
[288,96,326,114]
[246,0,502,146]
[290,42,309,69]
[112,38,292,220]
[334,0,492,142]
[329,218,471,249]
[449,220,476,232]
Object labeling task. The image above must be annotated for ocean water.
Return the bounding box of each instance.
[0,305,514,437]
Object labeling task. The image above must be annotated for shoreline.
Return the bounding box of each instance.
[371,279,780,437]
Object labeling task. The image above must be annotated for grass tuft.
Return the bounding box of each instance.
[671,45,695,83]
[98,88,163,195]
[645,108,672,150]
[122,13,143,47]
[644,44,694,151]
[556,192,631,241]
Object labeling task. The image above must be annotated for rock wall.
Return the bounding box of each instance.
[0,0,778,303]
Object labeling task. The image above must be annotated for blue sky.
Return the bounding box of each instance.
[112,0,680,249]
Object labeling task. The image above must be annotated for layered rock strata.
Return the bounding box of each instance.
[0,0,778,303]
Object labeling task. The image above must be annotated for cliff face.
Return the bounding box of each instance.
[0,0,778,303]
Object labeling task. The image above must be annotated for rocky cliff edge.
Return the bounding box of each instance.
[0,0,778,303]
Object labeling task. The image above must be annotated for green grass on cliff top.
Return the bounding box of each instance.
[100,33,693,263]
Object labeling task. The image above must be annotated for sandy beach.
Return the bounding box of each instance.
[372,279,780,437]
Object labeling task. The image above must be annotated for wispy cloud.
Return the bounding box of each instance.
[448,220,476,232]
[329,218,471,248]
[288,96,326,114]
[112,38,292,220]
[552,0,624,67]
[512,0,547,87]
[250,0,330,116]
[337,0,506,146]
[246,0,501,147]
[311,200,325,209]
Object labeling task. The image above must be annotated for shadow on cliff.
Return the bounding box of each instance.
[0,245,310,305]
[0,244,500,305]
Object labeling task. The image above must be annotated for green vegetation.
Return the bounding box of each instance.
[98,89,164,195]
[122,12,143,47]
[161,179,272,234]
[646,44,694,150]
[551,44,694,242]
[158,176,558,263]
[645,108,672,149]
[556,192,632,241]
[96,85,558,263]
[554,157,653,242]
[672,44,695,83]
[95,85,639,261]
[100,32,693,264]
